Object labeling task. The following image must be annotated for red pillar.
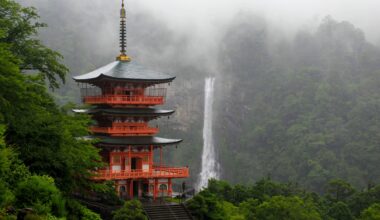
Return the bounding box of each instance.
[129,179,133,199]
[138,181,142,198]
[128,145,131,170]
[153,179,158,200]
[168,178,172,197]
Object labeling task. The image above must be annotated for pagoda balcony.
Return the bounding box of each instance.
[112,122,147,127]
[84,95,164,106]
[92,166,189,180]
[90,125,159,136]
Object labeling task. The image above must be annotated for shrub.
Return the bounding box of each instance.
[113,200,147,220]
[15,175,65,217]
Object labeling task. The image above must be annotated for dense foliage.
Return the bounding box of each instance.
[216,15,380,191]
[0,0,108,218]
[187,179,380,220]
[112,200,147,220]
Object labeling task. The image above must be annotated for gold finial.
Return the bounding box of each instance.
[121,0,126,18]
[117,0,131,62]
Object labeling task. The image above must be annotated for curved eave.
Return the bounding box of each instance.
[94,136,183,146]
[72,108,175,117]
[72,61,176,84]
[74,74,176,84]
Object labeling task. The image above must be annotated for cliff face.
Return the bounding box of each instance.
[25,0,380,191]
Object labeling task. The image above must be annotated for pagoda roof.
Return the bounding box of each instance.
[86,136,182,146]
[73,108,174,117]
[73,61,175,83]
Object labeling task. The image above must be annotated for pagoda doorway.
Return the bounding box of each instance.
[142,182,149,197]
[133,181,139,198]
[119,185,127,198]
[131,157,142,170]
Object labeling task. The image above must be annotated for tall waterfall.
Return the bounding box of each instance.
[197,77,219,191]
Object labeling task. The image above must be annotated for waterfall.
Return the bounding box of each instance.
[197,77,219,191]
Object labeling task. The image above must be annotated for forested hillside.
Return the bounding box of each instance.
[216,14,380,192]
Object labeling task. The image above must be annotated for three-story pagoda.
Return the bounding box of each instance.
[73,0,189,200]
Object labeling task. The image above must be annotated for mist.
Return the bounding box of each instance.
[16,0,380,84]
[14,0,380,189]
[20,0,380,43]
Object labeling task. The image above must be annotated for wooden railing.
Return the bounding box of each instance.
[92,166,189,180]
[90,126,159,136]
[84,95,164,105]
[112,122,146,127]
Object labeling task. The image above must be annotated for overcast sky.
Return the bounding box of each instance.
[18,0,380,45]
[131,0,380,43]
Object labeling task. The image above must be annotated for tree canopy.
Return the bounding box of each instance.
[0,0,106,218]
[187,179,380,220]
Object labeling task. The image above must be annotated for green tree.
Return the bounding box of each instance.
[326,179,355,202]
[0,0,68,89]
[239,198,260,220]
[251,178,300,202]
[0,0,102,196]
[0,180,14,214]
[113,200,147,220]
[221,201,244,220]
[187,190,226,220]
[0,1,107,218]
[326,201,354,220]
[207,179,234,202]
[15,175,65,217]
[255,196,321,220]
[349,185,380,217]
[66,200,101,220]
[360,203,380,220]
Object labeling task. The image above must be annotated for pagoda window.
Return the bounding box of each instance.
[131,157,142,170]
[120,186,126,193]
[142,164,149,172]
[159,184,168,191]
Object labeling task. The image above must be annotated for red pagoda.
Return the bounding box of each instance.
[73,0,189,200]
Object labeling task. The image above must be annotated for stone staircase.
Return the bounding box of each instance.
[143,204,193,220]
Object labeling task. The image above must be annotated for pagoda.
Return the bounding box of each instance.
[73,0,189,200]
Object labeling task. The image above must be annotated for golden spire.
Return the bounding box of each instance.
[117,0,131,62]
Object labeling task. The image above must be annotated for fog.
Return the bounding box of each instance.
[19,0,380,48]
[137,0,380,43]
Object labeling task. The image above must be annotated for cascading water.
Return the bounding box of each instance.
[197,77,220,191]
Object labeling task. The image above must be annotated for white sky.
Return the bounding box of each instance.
[17,0,380,44]
[130,0,380,43]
